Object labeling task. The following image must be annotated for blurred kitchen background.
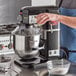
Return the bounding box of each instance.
[0,0,56,25]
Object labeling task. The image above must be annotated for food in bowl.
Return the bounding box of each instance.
[47,59,71,75]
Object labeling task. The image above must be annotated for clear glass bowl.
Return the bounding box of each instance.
[47,59,71,75]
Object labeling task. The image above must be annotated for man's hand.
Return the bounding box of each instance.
[36,13,60,25]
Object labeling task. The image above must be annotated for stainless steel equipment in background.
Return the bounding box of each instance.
[0,24,19,55]
[0,24,20,73]
[13,6,60,68]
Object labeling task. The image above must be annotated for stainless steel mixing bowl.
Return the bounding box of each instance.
[13,26,41,59]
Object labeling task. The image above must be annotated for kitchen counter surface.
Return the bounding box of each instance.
[0,55,76,76]
[0,62,76,76]
[16,62,76,76]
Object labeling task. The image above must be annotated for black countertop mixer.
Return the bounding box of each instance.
[13,6,60,69]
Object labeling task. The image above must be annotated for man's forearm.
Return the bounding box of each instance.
[58,15,76,28]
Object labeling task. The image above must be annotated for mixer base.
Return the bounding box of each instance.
[14,57,40,68]
[14,57,47,69]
